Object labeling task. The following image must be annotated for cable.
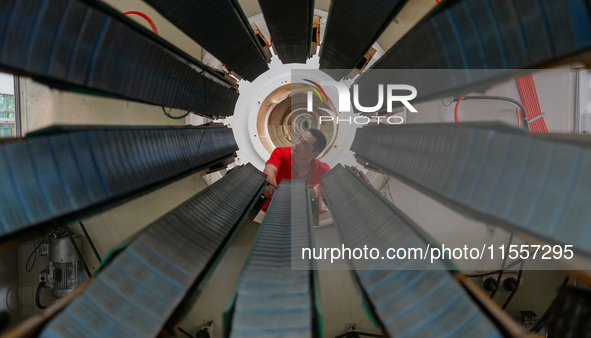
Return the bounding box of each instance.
[334,331,384,338]
[501,258,524,310]
[64,226,92,278]
[162,107,191,120]
[25,237,37,273]
[35,281,48,310]
[529,276,570,333]
[454,93,470,123]
[385,177,394,203]
[122,11,158,35]
[79,221,102,263]
[490,233,513,299]
[177,327,195,338]
[464,258,525,277]
[25,231,56,272]
[453,95,529,130]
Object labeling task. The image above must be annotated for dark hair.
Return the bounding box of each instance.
[307,128,327,154]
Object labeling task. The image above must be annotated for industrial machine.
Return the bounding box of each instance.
[0,0,590,337]
[37,232,84,308]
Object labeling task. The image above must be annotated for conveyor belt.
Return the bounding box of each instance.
[322,165,501,337]
[351,123,591,258]
[319,0,407,80]
[0,0,237,117]
[0,125,237,239]
[258,0,314,64]
[143,0,269,82]
[355,0,591,108]
[226,180,318,338]
[41,164,267,338]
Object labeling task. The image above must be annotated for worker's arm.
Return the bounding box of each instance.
[263,163,279,196]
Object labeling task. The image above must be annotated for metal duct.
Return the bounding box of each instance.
[0,0,237,117]
[143,0,269,82]
[41,164,267,337]
[319,0,407,80]
[227,180,319,337]
[322,164,502,337]
[0,125,238,239]
[351,123,591,258]
[258,0,314,64]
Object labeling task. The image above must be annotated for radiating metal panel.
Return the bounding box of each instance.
[41,164,267,338]
[227,180,317,338]
[357,0,591,105]
[143,0,269,82]
[0,125,238,239]
[258,0,314,64]
[319,0,407,80]
[0,0,237,117]
[322,165,501,337]
[351,123,591,258]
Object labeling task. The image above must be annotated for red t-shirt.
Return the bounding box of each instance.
[262,147,330,211]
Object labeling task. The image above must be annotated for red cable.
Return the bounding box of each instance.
[516,75,547,133]
[123,11,159,35]
[454,93,470,123]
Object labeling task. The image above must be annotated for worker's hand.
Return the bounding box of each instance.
[263,164,279,196]
[319,199,330,214]
[264,177,277,196]
[314,185,329,214]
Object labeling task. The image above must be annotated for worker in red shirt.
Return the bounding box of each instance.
[262,128,330,212]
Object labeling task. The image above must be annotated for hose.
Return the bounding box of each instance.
[35,281,48,310]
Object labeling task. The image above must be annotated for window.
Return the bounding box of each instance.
[0,72,18,138]
[0,94,15,138]
[0,127,11,138]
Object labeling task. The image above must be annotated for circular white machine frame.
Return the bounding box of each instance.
[201,11,385,172]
